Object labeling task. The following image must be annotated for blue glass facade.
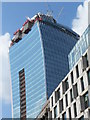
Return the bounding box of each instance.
[9,23,47,118]
[39,21,78,97]
[68,25,90,70]
[9,14,79,118]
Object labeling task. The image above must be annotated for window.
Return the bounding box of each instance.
[71,71,74,84]
[73,83,78,98]
[57,88,60,100]
[70,89,74,102]
[87,70,90,85]
[65,78,69,91]
[54,106,57,118]
[74,102,77,117]
[62,112,66,120]
[51,96,53,107]
[49,111,52,119]
[80,92,89,111]
[80,77,84,91]
[84,92,88,109]
[55,88,60,102]
[82,53,89,71]
[63,78,69,94]
[68,108,71,120]
[65,94,68,107]
[59,99,63,113]
[79,115,84,120]
[76,65,79,78]
[85,53,89,67]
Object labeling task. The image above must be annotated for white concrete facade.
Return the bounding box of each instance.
[49,46,90,119]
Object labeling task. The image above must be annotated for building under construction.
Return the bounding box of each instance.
[9,13,79,118]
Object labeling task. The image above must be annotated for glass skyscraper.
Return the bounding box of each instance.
[9,13,79,118]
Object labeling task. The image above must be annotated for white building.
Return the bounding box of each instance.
[50,46,90,119]
[37,25,90,120]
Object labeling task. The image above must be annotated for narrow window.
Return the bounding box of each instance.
[51,96,53,107]
[85,53,89,67]
[57,88,60,100]
[71,71,74,84]
[82,53,89,71]
[55,88,60,102]
[84,92,88,109]
[65,78,69,91]
[65,94,68,107]
[76,65,79,78]
[54,106,57,118]
[59,99,63,113]
[80,92,88,111]
[70,89,74,102]
[87,70,90,85]
[73,83,78,98]
[81,77,84,91]
[68,107,71,120]
[62,112,66,120]
[79,115,84,120]
[74,102,77,117]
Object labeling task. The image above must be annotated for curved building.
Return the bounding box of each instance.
[9,13,79,118]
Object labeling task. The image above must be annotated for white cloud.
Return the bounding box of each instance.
[72,0,89,36]
[0,33,11,104]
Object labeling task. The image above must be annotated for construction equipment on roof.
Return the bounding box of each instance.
[13,29,22,43]
[10,13,55,47]
[22,20,34,34]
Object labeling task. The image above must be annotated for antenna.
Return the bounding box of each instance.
[45,2,53,16]
[56,7,64,21]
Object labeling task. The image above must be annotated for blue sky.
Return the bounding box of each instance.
[1,1,85,118]
[2,2,82,37]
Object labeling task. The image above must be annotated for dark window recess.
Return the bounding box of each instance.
[68,108,71,120]
[84,92,89,109]
[62,78,69,94]
[48,111,52,119]
[85,54,89,67]
[51,96,53,107]
[70,89,74,102]
[73,83,78,99]
[59,99,63,113]
[65,94,68,107]
[81,77,84,92]
[65,78,69,91]
[89,109,90,118]
[19,68,26,118]
[76,65,79,78]
[74,102,77,117]
[62,112,66,120]
[80,92,89,112]
[78,115,84,120]
[82,54,89,71]
[58,118,60,120]
[55,88,60,102]
[71,71,74,84]
[54,106,57,118]
[87,70,90,85]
